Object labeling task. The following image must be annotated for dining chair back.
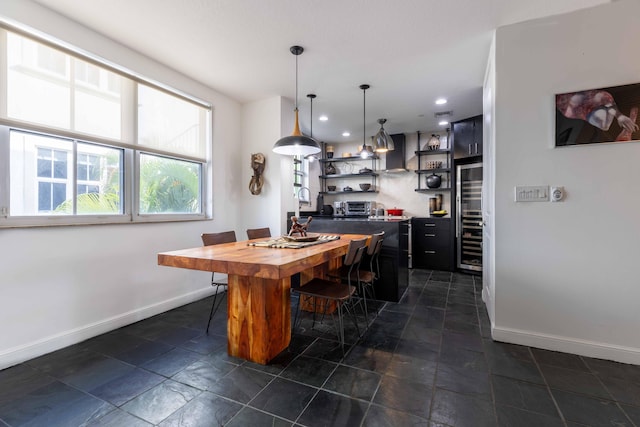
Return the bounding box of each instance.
[292,237,368,355]
[201,230,237,333]
[202,230,237,246]
[246,227,271,239]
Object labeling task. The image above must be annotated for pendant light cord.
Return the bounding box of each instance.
[310,95,313,137]
[363,87,366,147]
[295,53,299,111]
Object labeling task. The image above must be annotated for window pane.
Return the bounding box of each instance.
[53,183,67,208]
[7,33,71,128]
[74,143,123,215]
[74,59,123,139]
[9,130,123,216]
[139,154,201,214]
[53,150,67,179]
[138,85,206,158]
[37,149,52,177]
[10,131,72,215]
[38,181,51,211]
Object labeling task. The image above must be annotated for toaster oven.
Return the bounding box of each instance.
[333,201,375,217]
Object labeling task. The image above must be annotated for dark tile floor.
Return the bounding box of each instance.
[1,270,640,426]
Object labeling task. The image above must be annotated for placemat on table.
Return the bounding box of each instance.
[247,234,340,249]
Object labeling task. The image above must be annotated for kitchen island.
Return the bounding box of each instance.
[287,213,409,302]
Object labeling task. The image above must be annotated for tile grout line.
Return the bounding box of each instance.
[426,270,448,424]
[581,354,639,427]
[526,346,569,427]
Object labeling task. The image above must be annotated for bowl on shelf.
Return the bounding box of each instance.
[327,185,336,192]
[359,183,371,191]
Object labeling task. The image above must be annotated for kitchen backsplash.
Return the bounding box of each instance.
[306,130,451,218]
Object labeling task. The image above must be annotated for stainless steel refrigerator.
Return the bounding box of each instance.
[456,162,483,272]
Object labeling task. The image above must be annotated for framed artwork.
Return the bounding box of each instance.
[555,82,640,146]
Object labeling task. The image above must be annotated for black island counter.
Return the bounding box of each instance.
[286,213,409,302]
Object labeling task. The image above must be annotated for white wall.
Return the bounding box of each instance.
[240,96,296,237]
[492,0,640,364]
[0,1,243,368]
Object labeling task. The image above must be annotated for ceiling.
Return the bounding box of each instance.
[33,0,610,144]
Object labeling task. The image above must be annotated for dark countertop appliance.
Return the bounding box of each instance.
[333,200,376,217]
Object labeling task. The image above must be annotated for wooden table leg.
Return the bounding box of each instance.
[226,274,291,364]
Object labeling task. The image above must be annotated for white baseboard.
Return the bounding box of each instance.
[492,325,640,365]
[0,287,216,370]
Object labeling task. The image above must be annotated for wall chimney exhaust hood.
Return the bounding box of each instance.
[384,133,407,172]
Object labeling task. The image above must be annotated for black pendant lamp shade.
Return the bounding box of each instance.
[272,46,321,156]
[374,118,394,152]
[357,84,374,159]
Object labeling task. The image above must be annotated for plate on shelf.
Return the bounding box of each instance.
[282,233,320,242]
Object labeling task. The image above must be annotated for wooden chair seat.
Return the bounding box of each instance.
[296,279,356,301]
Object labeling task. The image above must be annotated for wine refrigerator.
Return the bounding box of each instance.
[456,162,483,272]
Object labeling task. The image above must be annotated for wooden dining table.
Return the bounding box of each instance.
[157,233,368,365]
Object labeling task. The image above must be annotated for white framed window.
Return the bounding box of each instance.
[0,26,211,227]
[9,129,124,217]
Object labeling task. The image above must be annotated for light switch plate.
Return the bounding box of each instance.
[515,186,549,202]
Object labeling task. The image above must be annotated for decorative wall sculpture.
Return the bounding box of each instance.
[249,153,265,195]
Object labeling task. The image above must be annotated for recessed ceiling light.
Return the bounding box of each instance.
[438,120,449,126]
[435,98,447,105]
[319,115,328,121]
[342,132,350,137]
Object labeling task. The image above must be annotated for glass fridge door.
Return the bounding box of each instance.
[457,162,483,271]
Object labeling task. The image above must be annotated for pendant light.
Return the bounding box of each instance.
[304,93,318,161]
[374,118,395,153]
[273,46,321,156]
[357,84,374,159]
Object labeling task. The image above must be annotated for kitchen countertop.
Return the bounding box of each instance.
[296,211,410,222]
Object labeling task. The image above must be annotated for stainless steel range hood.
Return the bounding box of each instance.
[384,133,407,172]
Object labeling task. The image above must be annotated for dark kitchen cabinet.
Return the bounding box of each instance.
[412,217,454,271]
[453,115,483,159]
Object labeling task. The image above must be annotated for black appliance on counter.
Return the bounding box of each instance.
[332,200,376,217]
